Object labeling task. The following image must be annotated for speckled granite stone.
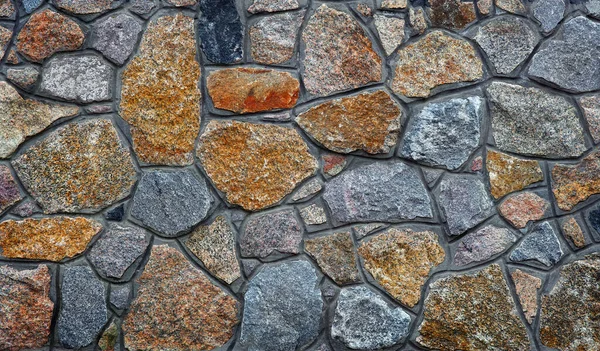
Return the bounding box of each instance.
[511,269,541,324]
[552,151,600,211]
[499,192,550,228]
[240,209,303,257]
[454,225,517,266]
[510,221,564,266]
[486,150,543,199]
[198,0,243,64]
[0,165,21,213]
[248,0,299,13]
[91,13,142,65]
[305,232,360,285]
[250,11,305,64]
[428,0,476,30]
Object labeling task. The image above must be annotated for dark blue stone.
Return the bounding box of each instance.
[198,0,244,64]
[588,205,600,233]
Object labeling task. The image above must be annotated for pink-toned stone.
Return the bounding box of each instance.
[511,269,541,324]
[499,192,550,228]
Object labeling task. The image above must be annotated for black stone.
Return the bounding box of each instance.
[105,204,125,221]
[198,0,244,64]
[588,206,600,234]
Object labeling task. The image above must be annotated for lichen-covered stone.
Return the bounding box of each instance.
[198,121,317,211]
[511,269,541,324]
[332,286,411,349]
[392,31,483,98]
[297,90,401,154]
[185,216,241,284]
[510,221,564,266]
[120,14,200,165]
[291,178,322,202]
[12,119,136,214]
[0,166,21,214]
[91,13,142,65]
[486,150,543,199]
[374,15,405,55]
[207,68,299,113]
[198,0,243,64]
[500,192,550,228]
[6,66,39,89]
[302,5,382,96]
[417,264,531,350]
[300,203,327,225]
[0,265,53,351]
[400,96,482,170]
[358,227,444,307]
[533,0,564,32]
[124,245,238,350]
[16,9,84,63]
[240,209,303,258]
[454,225,517,266]
[305,232,360,285]
[487,81,586,158]
[561,216,586,248]
[580,94,600,143]
[495,0,526,13]
[323,161,432,223]
[250,11,305,64]
[428,0,476,30]
[552,151,600,211]
[98,321,119,351]
[248,0,299,12]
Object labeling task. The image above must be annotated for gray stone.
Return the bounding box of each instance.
[473,16,539,74]
[423,168,443,185]
[533,0,565,32]
[528,16,600,92]
[510,221,564,266]
[87,223,149,279]
[331,286,411,349]
[91,13,142,65]
[23,0,43,13]
[250,10,305,65]
[374,14,406,56]
[40,54,113,103]
[454,225,517,266]
[248,0,299,13]
[6,66,39,89]
[240,260,323,351]
[587,0,600,18]
[323,161,432,223]
[401,96,483,170]
[487,81,586,158]
[291,178,322,202]
[131,170,213,237]
[129,0,158,14]
[438,174,495,236]
[110,285,131,310]
[240,209,303,258]
[300,203,327,225]
[57,266,107,349]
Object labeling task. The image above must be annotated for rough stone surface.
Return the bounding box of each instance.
[207,68,299,113]
[400,96,482,170]
[552,151,600,211]
[198,0,243,64]
[98,321,118,351]
[561,216,586,248]
[130,170,213,237]
[120,14,201,165]
[510,221,564,266]
[588,205,600,234]
[0,217,102,261]
[57,266,107,349]
[382,0,406,8]
[291,178,322,202]
[123,245,238,351]
[322,154,346,176]
[105,204,124,221]
[241,260,322,351]
[499,192,550,228]
[323,161,432,223]
[353,223,385,239]
[487,81,586,158]
[0,265,54,351]
[580,94,600,143]
[454,225,517,266]
[110,285,130,310]
[495,0,526,13]
[511,269,541,324]
[248,0,299,12]
[332,286,411,349]
[297,90,401,154]
[0,165,21,213]
[486,150,543,199]
[198,121,317,211]
[22,0,43,13]
[587,0,600,18]
[359,228,444,307]
[417,264,531,350]
[428,0,476,30]
[240,209,303,257]
[300,203,327,225]
[392,31,483,98]
[250,11,305,64]
[185,216,241,284]
[54,0,113,14]
[0,0,14,17]
[409,7,427,33]
[478,0,492,15]
[130,0,157,14]
[12,119,136,214]
[10,200,38,218]
[533,0,564,32]
[305,232,360,285]
[374,15,405,55]
[6,66,39,89]
[302,5,382,97]
[91,13,142,65]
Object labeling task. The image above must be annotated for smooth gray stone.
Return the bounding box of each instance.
[510,221,564,266]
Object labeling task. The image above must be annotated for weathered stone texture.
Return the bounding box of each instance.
[495,0,526,13]
[428,0,476,30]
[499,192,550,228]
[510,221,564,266]
[91,13,142,65]
[54,0,113,14]
[6,66,39,89]
[240,209,303,257]
[580,94,600,143]
[250,11,305,64]
[198,0,244,64]
[454,225,516,266]
[552,151,600,211]
[486,150,543,199]
[511,269,541,324]
[305,232,360,285]
[248,0,299,13]
[0,166,21,213]
[374,15,405,55]
[561,216,586,248]
[533,0,564,32]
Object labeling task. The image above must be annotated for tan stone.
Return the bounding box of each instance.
[511,269,541,324]
[305,232,360,285]
[0,25,11,59]
[552,151,600,211]
[428,0,477,30]
[381,0,406,8]
[486,150,543,199]
[495,0,526,13]
[499,192,550,228]
[0,0,14,18]
[562,216,586,248]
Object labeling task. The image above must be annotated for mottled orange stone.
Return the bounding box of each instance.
[207,67,299,114]
[487,150,543,199]
[552,151,600,211]
[511,269,541,324]
[0,217,102,261]
[499,192,549,228]
[562,216,586,248]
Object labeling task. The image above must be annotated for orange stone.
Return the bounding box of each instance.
[487,150,543,199]
[499,192,549,228]
[552,151,600,211]
[561,216,586,248]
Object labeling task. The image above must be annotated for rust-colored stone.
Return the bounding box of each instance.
[552,151,600,211]
[0,217,102,261]
[562,216,586,248]
[487,150,543,199]
[428,0,477,30]
[16,9,84,63]
[305,232,360,285]
[322,154,346,176]
[207,68,299,114]
[499,192,549,228]
[297,90,402,154]
[197,120,317,211]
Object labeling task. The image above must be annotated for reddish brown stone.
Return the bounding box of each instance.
[428,0,477,30]
[561,216,586,248]
[552,151,600,211]
[16,9,84,63]
[322,154,347,176]
[511,269,541,324]
[499,192,549,228]
[487,150,544,199]
[471,156,483,172]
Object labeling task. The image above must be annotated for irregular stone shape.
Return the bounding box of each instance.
[533,0,564,32]
[250,10,305,64]
[478,0,492,14]
[392,31,483,98]
[487,150,543,199]
[332,286,411,349]
[57,266,107,349]
[165,0,196,5]
[185,216,241,284]
[353,223,385,239]
[98,321,118,351]
[428,0,476,30]
[323,161,432,223]
[400,96,482,170]
[291,178,322,202]
[499,192,550,228]
[580,95,600,143]
[0,25,9,58]
[110,285,130,310]
[0,165,21,213]
[588,205,600,234]
[454,225,517,266]
[0,265,53,351]
[198,0,243,64]
[16,9,83,63]
[248,0,298,13]
[540,253,600,350]
[409,7,427,34]
[552,151,600,211]
[495,0,525,13]
[297,90,401,154]
[22,0,43,13]
[7,66,39,89]
[353,3,373,17]
[359,227,445,307]
[374,15,405,55]
[300,204,327,225]
[40,54,113,103]
[562,216,586,248]
[130,0,157,14]
[87,224,149,280]
[0,0,14,17]
[53,0,112,14]
[130,170,213,237]
[302,5,382,96]
[104,204,124,221]
[510,221,564,266]
[240,209,303,257]
[588,0,600,18]
[529,16,600,93]
[11,200,38,218]
[423,168,443,185]
[438,174,495,235]
[240,261,322,351]
[120,14,200,165]
[511,269,541,324]
[417,264,530,350]
[382,0,406,8]
[487,81,586,158]
[0,217,102,261]
[12,119,136,213]
[91,13,142,65]
[123,246,238,351]
[207,68,299,114]
[322,154,346,176]
[198,121,317,211]
[473,16,539,74]
[305,232,360,285]
[471,156,483,172]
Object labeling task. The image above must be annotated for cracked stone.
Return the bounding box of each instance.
[454,225,517,266]
[428,0,476,30]
[91,13,142,65]
[510,221,564,266]
[552,151,600,211]
[374,15,405,55]
[248,0,299,12]
[300,203,327,225]
[580,94,600,143]
[561,216,586,248]
[533,0,565,32]
[240,209,303,258]
[291,178,322,202]
[54,0,112,14]
[6,66,39,89]
[198,0,243,64]
[305,232,360,285]
[511,269,541,324]
[250,10,305,64]
[495,0,526,13]
[486,150,543,199]
[0,165,21,214]
[499,192,550,228]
